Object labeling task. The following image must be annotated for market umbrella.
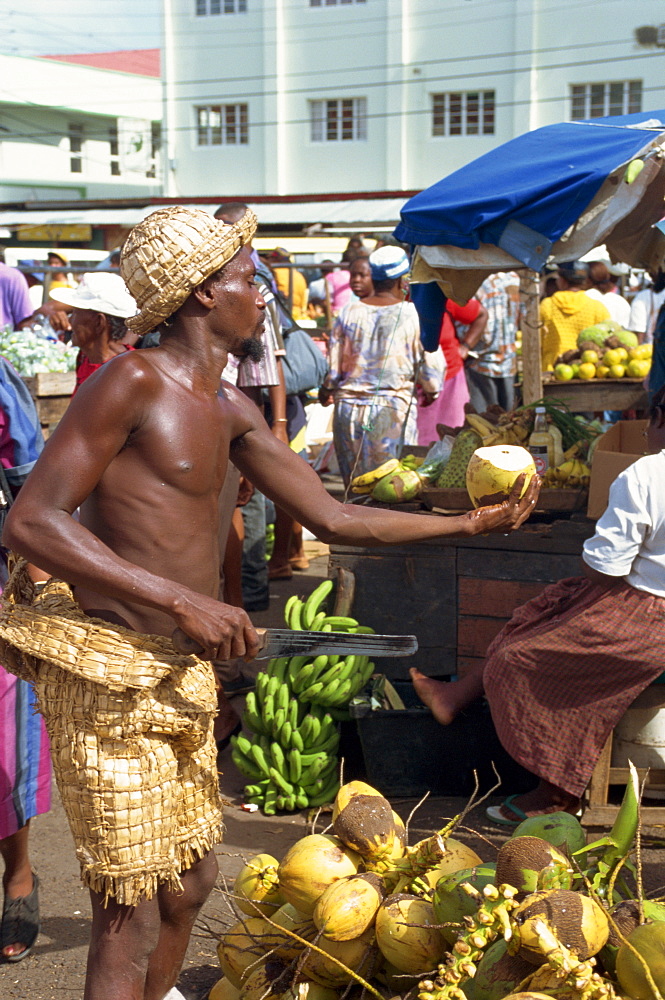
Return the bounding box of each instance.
[395,110,665,305]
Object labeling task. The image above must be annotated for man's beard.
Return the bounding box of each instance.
[236,336,266,363]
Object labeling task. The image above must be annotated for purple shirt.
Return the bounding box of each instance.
[0,264,33,329]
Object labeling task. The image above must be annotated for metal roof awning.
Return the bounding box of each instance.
[0,197,409,230]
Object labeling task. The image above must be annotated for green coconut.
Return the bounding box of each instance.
[371,468,423,503]
[463,939,535,1000]
[616,920,665,999]
[432,864,497,945]
[510,812,586,860]
[495,836,574,896]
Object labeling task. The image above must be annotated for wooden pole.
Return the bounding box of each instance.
[520,268,543,405]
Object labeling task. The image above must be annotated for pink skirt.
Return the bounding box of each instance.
[416,369,470,446]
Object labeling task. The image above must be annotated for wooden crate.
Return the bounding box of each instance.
[422,486,588,513]
[23,371,75,438]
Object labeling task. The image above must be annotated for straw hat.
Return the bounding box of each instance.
[120,205,257,336]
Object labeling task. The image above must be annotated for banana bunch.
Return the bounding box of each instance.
[542,458,591,489]
[466,412,530,447]
[231,579,377,815]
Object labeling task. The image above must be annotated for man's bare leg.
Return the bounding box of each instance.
[84,892,162,1000]
[410,664,485,725]
[144,851,219,1000]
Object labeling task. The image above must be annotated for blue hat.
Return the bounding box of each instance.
[369,246,410,281]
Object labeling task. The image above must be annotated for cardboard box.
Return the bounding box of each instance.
[587,420,648,519]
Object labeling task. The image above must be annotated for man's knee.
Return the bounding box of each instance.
[160,850,219,920]
[88,894,162,966]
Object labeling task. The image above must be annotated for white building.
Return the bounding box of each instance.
[0,52,162,203]
[162,0,665,201]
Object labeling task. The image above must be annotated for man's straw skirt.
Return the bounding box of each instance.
[0,560,222,906]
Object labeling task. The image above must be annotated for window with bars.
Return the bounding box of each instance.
[196,104,249,145]
[570,81,642,119]
[146,122,162,178]
[431,91,495,137]
[68,123,83,173]
[109,125,121,176]
[310,1,366,6]
[196,0,246,14]
[310,98,367,142]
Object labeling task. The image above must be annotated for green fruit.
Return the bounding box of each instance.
[371,468,423,503]
[554,363,574,381]
[432,864,497,944]
[511,812,586,859]
[436,429,483,488]
[463,938,535,1000]
[616,919,665,998]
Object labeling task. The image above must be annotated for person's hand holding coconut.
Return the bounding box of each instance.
[465,444,541,535]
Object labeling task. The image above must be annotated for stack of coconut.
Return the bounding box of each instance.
[210,780,665,1000]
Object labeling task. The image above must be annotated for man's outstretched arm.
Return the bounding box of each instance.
[231,404,540,547]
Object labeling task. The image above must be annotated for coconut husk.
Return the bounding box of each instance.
[0,557,222,906]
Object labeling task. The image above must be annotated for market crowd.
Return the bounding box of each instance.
[0,218,663,999]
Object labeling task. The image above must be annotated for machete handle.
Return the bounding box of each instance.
[172,627,268,658]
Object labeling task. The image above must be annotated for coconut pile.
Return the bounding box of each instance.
[210,779,665,1000]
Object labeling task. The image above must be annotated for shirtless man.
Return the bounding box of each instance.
[3,206,539,1000]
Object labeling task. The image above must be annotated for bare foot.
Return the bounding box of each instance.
[410,668,459,725]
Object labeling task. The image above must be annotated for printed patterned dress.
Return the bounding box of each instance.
[323,300,442,484]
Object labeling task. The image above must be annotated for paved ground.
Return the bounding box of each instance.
[3,540,665,999]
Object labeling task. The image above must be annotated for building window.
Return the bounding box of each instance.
[431,91,495,137]
[196,0,246,13]
[310,98,367,142]
[196,104,248,145]
[109,125,121,176]
[68,123,83,173]
[570,81,642,119]
[147,122,162,178]
[310,1,366,6]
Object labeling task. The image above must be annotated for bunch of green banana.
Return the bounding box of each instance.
[231,578,381,815]
[231,703,342,815]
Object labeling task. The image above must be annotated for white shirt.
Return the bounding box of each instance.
[584,288,631,327]
[628,287,665,343]
[583,451,665,598]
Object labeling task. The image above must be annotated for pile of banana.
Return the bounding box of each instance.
[231,580,375,815]
[542,458,591,488]
[465,411,531,446]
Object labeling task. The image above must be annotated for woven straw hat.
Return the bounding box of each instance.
[120,205,257,336]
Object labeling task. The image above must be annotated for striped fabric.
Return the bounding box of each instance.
[484,577,665,798]
[0,665,51,838]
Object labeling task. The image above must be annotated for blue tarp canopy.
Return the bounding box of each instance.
[395,111,665,264]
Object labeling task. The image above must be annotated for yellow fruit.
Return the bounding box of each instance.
[553,363,574,381]
[217,916,277,988]
[609,364,626,378]
[277,835,361,914]
[466,445,536,508]
[375,894,445,974]
[209,978,240,1000]
[627,359,650,378]
[615,347,629,361]
[580,350,599,364]
[577,363,596,380]
[300,927,377,987]
[313,872,385,941]
[595,365,610,379]
[603,348,623,366]
[332,781,397,860]
[233,853,284,916]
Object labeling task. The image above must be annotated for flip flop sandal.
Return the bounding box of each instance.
[1,872,40,963]
[485,794,529,827]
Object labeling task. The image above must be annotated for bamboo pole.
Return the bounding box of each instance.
[520,268,543,405]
